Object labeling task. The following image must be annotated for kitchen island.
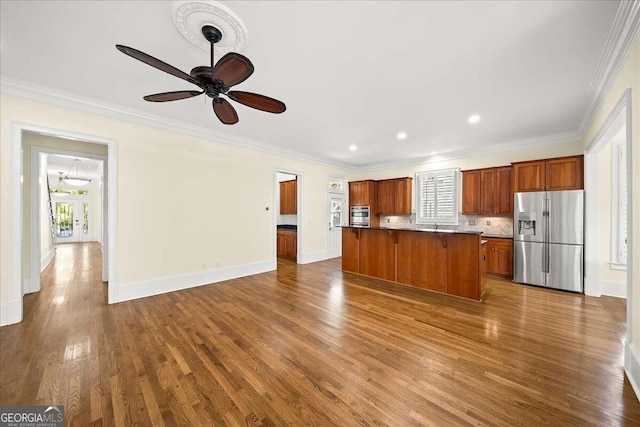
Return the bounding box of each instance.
[342,226,487,301]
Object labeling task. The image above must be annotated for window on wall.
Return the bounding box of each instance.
[415,169,459,225]
[611,139,627,269]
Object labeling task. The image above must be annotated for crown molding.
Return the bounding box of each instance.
[357,130,581,172]
[0,75,353,171]
[577,0,640,136]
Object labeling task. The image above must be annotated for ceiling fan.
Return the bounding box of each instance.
[116,25,286,125]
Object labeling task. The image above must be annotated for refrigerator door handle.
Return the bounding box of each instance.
[542,243,549,273]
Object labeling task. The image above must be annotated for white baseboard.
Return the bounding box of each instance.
[625,341,640,402]
[41,248,56,272]
[113,259,276,303]
[298,251,327,264]
[0,298,23,327]
[21,278,30,296]
[601,280,627,298]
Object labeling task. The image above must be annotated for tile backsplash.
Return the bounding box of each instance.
[380,213,513,236]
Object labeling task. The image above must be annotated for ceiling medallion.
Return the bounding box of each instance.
[173,1,248,55]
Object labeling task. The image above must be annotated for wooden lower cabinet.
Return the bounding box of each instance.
[446,234,481,300]
[342,227,360,273]
[359,229,397,282]
[277,230,297,260]
[344,228,485,300]
[397,232,446,293]
[485,238,513,277]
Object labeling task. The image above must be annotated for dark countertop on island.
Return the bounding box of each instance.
[340,225,483,236]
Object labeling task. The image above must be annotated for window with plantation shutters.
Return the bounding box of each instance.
[416,169,459,225]
[611,140,627,269]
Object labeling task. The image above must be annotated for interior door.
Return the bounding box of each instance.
[328,194,346,259]
[55,198,91,243]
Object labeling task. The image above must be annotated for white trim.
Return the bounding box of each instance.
[601,280,627,298]
[298,251,328,265]
[0,299,23,327]
[611,139,628,266]
[611,262,628,271]
[9,122,118,324]
[584,89,631,298]
[114,260,275,303]
[584,153,601,297]
[626,342,640,402]
[1,76,353,171]
[578,0,640,136]
[22,278,30,296]
[41,248,55,272]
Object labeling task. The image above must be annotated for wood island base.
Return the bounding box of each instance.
[342,227,487,301]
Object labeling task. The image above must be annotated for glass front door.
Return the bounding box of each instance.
[54,198,91,243]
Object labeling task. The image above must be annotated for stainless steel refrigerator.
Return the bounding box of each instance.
[513,190,584,292]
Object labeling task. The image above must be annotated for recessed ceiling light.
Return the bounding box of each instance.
[430,151,438,156]
[397,132,407,140]
[349,144,358,151]
[468,114,481,124]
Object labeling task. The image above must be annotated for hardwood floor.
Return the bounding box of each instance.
[1,242,639,426]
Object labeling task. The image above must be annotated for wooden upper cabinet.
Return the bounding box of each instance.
[513,156,583,192]
[495,166,513,215]
[394,178,412,215]
[375,177,412,215]
[546,156,583,190]
[279,180,297,214]
[349,180,376,207]
[462,170,481,215]
[480,168,496,215]
[463,166,512,216]
[376,180,395,214]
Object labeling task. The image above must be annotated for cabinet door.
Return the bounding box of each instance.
[277,232,286,256]
[279,182,287,214]
[513,161,546,192]
[285,232,297,259]
[486,239,513,276]
[376,180,394,214]
[462,170,481,215]
[394,178,412,215]
[546,156,583,190]
[342,228,360,273]
[397,232,446,293]
[495,166,513,215]
[480,168,496,215]
[446,234,480,300]
[359,229,396,282]
[349,182,361,206]
[289,181,297,214]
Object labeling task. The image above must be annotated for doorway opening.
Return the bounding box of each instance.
[4,123,117,327]
[274,170,300,268]
[327,175,347,259]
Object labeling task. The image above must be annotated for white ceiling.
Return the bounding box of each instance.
[0,1,623,168]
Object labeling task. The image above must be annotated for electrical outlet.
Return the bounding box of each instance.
[387,218,390,223]
[468,219,476,225]
[486,220,491,226]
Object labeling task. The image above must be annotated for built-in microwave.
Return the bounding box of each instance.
[350,206,370,227]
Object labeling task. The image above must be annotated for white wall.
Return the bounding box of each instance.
[0,95,350,306]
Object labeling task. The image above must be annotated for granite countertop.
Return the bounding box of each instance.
[481,234,513,239]
[277,224,298,231]
[341,225,483,236]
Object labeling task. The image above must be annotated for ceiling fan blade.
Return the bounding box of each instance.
[116,45,201,87]
[212,98,239,125]
[144,90,204,102]
[212,53,254,88]
[226,91,286,114]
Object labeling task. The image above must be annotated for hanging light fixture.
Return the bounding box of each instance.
[61,159,92,186]
[50,172,69,197]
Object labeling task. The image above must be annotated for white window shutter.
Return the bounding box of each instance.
[416,169,459,225]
